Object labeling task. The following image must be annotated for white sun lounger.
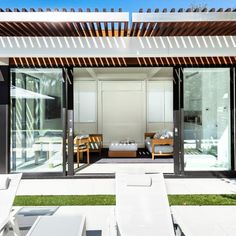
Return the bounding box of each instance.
[26,215,86,236]
[0,173,22,236]
[114,172,175,236]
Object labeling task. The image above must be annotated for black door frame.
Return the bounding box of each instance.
[173,67,184,175]
[64,67,74,176]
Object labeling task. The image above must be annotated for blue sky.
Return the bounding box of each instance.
[0,0,235,12]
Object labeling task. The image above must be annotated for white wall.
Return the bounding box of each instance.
[98,81,146,147]
[147,80,173,133]
[74,80,97,135]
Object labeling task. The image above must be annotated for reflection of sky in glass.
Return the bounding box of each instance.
[0,0,234,12]
[11,85,54,99]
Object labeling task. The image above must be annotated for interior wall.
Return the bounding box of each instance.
[98,81,146,147]
[74,79,97,135]
[147,80,173,133]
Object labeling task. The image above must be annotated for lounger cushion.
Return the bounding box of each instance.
[126,174,152,187]
[0,177,10,190]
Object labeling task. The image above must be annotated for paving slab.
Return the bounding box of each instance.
[9,205,236,236]
[17,179,115,196]
[171,206,236,236]
[17,177,236,195]
[165,178,236,194]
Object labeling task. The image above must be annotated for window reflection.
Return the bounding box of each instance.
[10,69,64,172]
[183,68,231,171]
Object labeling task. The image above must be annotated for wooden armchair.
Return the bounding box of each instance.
[75,136,90,166]
[74,134,103,167]
[144,133,173,160]
[151,138,173,160]
[88,134,103,157]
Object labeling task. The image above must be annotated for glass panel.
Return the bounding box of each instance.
[10,68,64,172]
[183,68,231,171]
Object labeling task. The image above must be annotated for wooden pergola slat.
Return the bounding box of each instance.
[9,56,236,68]
[103,8,109,36]
[87,8,97,36]
[118,8,122,36]
[95,8,103,36]
[111,8,115,36]
[0,8,235,37]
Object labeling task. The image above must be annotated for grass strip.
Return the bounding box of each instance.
[14,195,116,206]
[169,194,236,205]
[14,194,236,206]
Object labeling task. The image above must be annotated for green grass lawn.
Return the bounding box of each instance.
[168,194,236,205]
[14,194,236,206]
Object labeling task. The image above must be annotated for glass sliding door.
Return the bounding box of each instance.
[10,68,64,173]
[183,68,231,171]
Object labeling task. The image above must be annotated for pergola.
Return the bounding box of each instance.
[0,7,235,67]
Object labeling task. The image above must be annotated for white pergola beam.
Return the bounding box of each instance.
[97,73,147,79]
[0,36,235,57]
[0,12,129,22]
[132,12,236,22]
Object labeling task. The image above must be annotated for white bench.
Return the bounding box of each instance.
[26,215,86,236]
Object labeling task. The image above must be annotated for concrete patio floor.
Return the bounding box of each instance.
[7,205,236,236]
[13,175,236,236]
[10,174,236,236]
[17,177,236,195]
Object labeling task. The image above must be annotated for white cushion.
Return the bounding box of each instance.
[109,143,138,151]
[0,177,10,190]
[76,134,89,139]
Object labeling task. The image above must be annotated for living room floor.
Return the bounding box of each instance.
[75,148,174,174]
[76,163,174,174]
[77,148,173,163]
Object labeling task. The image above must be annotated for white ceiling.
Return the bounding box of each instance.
[74,67,173,80]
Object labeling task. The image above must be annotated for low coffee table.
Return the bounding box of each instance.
[108,142,138,157]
